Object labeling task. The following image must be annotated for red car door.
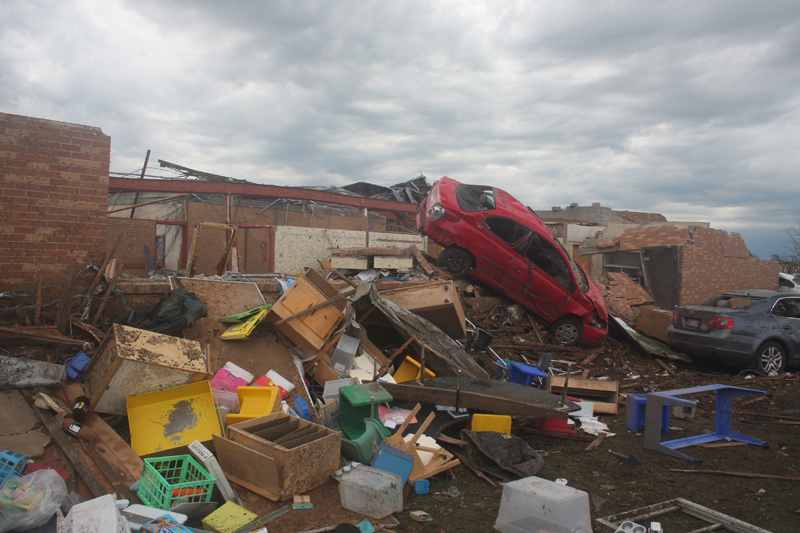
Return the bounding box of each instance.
[516,232,573,320]
[476,216,531,295]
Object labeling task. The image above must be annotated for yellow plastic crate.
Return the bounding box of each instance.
[127,381,224,456]
[470,414,512,434]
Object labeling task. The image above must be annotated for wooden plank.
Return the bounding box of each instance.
[54,273,78,334]
[0,325,86,346]
[93,259,125,326]
[25,393,108,498]
[381,382,568,419]
[84,412,144,481]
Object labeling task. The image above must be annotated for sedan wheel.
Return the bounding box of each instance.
[753,341,786,376]
[550,317,583,346]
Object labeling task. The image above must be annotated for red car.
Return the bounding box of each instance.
[416,177,608,344]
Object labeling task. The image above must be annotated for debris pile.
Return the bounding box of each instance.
[0,241,792,533]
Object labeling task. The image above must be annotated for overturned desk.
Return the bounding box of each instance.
[644,384,768,462]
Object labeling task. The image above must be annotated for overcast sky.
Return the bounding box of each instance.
[3,1,799,258]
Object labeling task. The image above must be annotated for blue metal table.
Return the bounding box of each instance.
[643,384,768,462]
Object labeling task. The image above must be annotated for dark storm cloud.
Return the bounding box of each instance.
[2,0,799,257]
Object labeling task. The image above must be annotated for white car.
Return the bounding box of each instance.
[779,272,800,293]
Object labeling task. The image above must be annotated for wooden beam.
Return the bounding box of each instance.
[380,382,568,419]
[54,273,77,334]
[25,394,107,498]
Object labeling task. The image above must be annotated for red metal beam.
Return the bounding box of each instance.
[108,178,417,216]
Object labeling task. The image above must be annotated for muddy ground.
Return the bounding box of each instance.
[392,352,800,533]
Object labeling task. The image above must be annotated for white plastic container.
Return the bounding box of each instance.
[495,476,592,533]
[333,463,403,519]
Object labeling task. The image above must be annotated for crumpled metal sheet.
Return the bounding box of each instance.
[461,429,544,481]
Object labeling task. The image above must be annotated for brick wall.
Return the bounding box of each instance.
[679,228,778,305]
[617,225,691,251]
[1,113,110,289]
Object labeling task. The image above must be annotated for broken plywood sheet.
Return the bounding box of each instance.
[273,227,366,274]
[0,390,51,456]
[635,306,672,343]
[172,278,314,408]
[368,284,488,378]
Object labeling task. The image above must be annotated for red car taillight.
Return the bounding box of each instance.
[705,317,734,329]
[672,311,679,325]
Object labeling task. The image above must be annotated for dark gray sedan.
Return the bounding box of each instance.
[667,290,800,375]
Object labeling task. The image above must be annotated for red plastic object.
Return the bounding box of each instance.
[534,417,577,435]
[23,463,70,482]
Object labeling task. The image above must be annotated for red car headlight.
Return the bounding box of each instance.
[429,203,446,220]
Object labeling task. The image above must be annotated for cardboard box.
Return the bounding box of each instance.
[85,325,208,415]
[546,376,619,415]
[213,413,341,501]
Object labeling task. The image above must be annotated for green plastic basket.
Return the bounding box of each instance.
[138,455,215,509]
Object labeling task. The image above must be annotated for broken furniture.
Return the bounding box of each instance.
[371,442,415,487]
[495,476,591,533]
[505,360,548,387]
[546,375,620,414]
[127,381,224,456]
[224,386,281,426]
[338,382,393,463]
[595,497,772,533]
[213,413,341,501]
[643,384,768,462]
[626,393,670,434]
[267,268,346,355]
[378,280,467,340]
[85,324,208,416]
